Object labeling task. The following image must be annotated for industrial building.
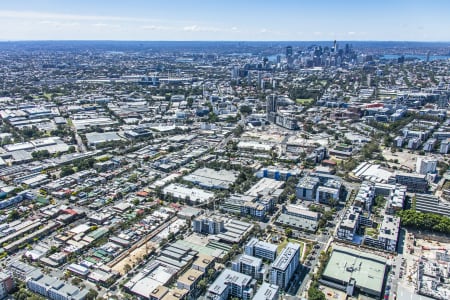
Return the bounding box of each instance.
[183,167,238,190]
[321,246,387,298]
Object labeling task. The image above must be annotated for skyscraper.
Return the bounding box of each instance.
[333,40,338,53]
[267,94,277,120]
[286,46,294,68]
[231,66,239,81]
[286,46,293,58]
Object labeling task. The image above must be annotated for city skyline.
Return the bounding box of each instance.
[1,0,450,41]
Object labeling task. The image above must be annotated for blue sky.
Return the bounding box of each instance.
[0,0,449,41]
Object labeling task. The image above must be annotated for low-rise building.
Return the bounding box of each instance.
[26,270,88,300]
[8,261,37,281]
[321,246,387,298]
[183,168,238,190]
[276,204,321,232]
[192,254,215,273]
[283,204,320,221]
[176,269,204,296]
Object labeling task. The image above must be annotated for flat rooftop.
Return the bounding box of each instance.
[322,246,387,295]
[163,183,214,203]
[183,167,238,189]
[271,242,300,271]
[252,282,279,300]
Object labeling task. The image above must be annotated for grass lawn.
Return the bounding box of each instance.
[277,238,304,257]
[296,98,314,105]
[43,92,53,100]
[365,227,378,238]
[277,239,289,254]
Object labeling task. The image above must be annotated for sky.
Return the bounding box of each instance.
[0,0,449,41]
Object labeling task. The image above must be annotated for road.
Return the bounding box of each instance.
[289,188,353,297]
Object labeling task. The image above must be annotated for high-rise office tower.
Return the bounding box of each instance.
[286,46,294,68]
[286,46,293,58]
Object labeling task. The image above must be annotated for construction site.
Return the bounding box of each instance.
[401,232,450,300]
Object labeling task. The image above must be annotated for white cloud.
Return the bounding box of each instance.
[183,25,221,32]
[183,25,198,31]
[38,20,59,25]
[93,23,121,29]
[36,20,80,28]
[141,25,170,31]
[348,31,356,36]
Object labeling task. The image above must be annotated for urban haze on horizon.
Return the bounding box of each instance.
[0,2,450,300]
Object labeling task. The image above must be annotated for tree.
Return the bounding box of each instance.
[239,105,252,115]
[159,238,168,247]
[49,245,59,255]
[207,112,219,123]
[124,264,132,274]
[86,288,99,300]
[285,228,293,238]
[308,284,326,300]
[31,149,50,159]
[68,145,76,153]
[253,224,262,237]
[374,195,386,208]
[397,210,450,234]
[328,197,338,208]
[60,166,75,177]
[288,194,297,203]
[71,277,82,286]
[7,209,20,222]
[233,124,244,137]
[198,278,207,291]
[207,268,215,280]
